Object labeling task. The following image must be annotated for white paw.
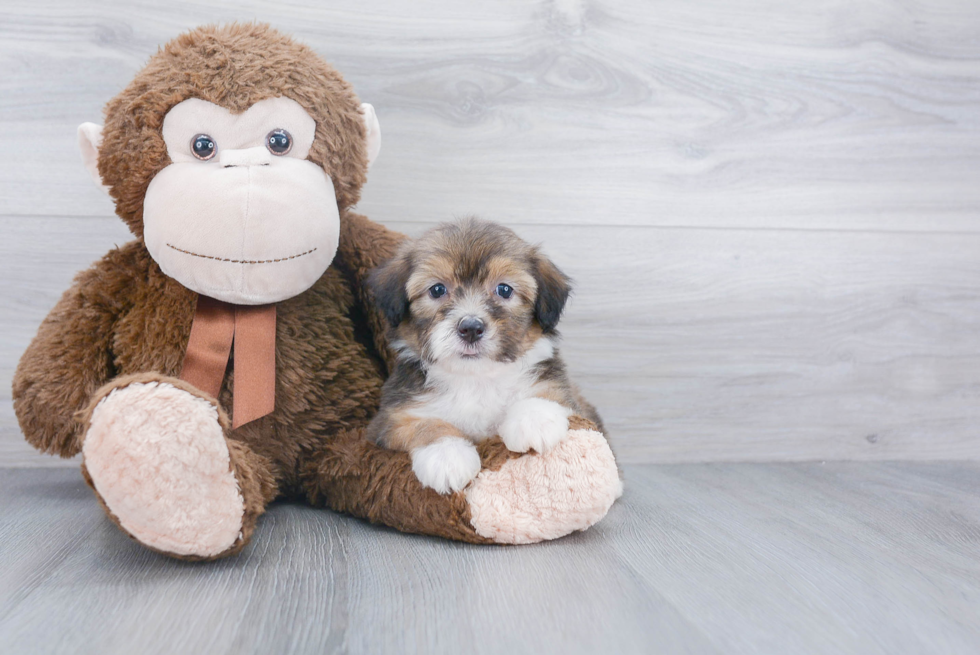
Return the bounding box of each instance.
[411,437,482,494]
[499,398,572,454]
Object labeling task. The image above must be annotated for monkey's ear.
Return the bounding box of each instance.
[532,254,572,334]
[77,123,111,195]
[368,253,411,328]
[360,103,381,168]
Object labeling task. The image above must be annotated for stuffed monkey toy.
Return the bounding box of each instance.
[12,24,622,560]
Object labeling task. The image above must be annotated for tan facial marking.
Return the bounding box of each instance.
[484,257,536,301]
[406,254,457,300]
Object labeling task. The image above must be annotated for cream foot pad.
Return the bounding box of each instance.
[466,428,623,544]
[83,381,244,557]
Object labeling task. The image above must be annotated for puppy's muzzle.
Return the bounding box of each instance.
[457,317,485,344]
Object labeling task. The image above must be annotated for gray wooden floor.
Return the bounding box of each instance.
[1,463,978,655]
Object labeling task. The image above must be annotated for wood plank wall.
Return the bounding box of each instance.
[2,0,979,466]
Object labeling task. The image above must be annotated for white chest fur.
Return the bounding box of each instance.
[408,338,555,440]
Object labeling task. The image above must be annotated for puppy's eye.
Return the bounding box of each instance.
[429,283,448,299]
[496,283,513,299]
[191,134,216,161]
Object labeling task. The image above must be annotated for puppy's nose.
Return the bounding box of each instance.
[457,317,485,344]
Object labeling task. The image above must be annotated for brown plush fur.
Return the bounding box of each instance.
[12,23,501,551]
[98,23,369,238]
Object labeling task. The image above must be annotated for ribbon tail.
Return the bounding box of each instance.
[180,295,236,399]
[232,304,277,428]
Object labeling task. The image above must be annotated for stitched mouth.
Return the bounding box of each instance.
[166,244,317,264]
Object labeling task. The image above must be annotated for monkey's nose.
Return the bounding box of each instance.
[220,146,272,168]
[457,317,485,344]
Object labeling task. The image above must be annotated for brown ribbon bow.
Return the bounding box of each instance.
[180,295,277,429]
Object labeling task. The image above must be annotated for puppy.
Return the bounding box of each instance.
[366,218,603,494]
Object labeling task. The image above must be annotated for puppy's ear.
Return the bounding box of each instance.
[368,253,412,327]
[532,253,571,334]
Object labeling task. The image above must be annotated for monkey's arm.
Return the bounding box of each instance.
[302,415,620,544]
[334,211,407,372]
[12,251,131,458]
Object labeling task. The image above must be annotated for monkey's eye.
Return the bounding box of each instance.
[266,129,293,156]
[191,134,216,161]
[496,283,514,299]
[429,283,448,299]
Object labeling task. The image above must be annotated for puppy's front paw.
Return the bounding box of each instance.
[411,437,482,494]
[500,398,573,454]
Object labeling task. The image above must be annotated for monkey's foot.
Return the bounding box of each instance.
[82,378,245,558]
[466,424,623,544]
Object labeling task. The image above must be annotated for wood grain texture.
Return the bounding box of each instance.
[1,464,978,654]
[3,217,979,466]
[2,1,980,465]
[0,0,978,230]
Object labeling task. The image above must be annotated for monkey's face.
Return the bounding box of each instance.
[77,25,381,304]
[141,97,339,305]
